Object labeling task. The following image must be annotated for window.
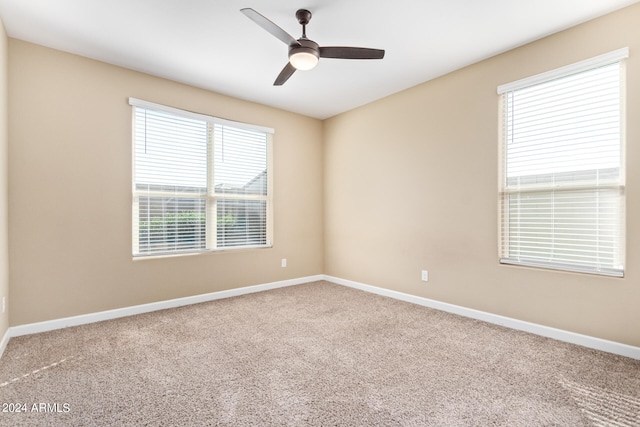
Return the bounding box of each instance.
[130,98,273,257]
[497,49,627,277]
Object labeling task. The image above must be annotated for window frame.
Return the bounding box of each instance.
[497,49,628,277]
[129,98,274,258]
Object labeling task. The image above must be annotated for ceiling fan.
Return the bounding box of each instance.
[240,8,385,86]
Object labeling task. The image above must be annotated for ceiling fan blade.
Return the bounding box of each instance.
[241,8,300,47]
[274,62,297,86]
[319,47,385,60]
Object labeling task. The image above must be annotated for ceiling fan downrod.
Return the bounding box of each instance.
[296,9,312,39]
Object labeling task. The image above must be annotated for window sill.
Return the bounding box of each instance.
[132,244,273,261]
[499,258,624,278]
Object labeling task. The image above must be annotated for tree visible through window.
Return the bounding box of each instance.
[130,99,273,256]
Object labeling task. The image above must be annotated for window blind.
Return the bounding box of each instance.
[130,98,273,256]
[212,124,269,248]
[498,52,626,277]
[133,108,208,255]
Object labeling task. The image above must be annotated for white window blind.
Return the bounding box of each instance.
[130,98,273,256]
[213,123,269,248]
[498,50,626,277]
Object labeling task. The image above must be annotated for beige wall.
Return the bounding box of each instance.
[324,4,640,347]
[0,18,8,340]
[8,40,324,325]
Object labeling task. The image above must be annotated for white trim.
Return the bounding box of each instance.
[500,258,624,278]
[214,116,274,135]
[9,275,322,337]
[129,97,212,123]
[323,275,640,360]
[128,97,275,134]
[0,327,10,359]
[497,47,629,94]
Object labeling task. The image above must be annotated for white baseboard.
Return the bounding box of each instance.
[9,275,323,338]
[0,327,9,359]
[323,275,640,360]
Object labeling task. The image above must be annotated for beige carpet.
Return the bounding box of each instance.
[1,281,639,426]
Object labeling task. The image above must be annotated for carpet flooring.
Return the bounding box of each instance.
[1,280,639,426]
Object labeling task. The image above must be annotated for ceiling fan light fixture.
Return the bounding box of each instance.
[289,51,319,70]
[241,8,385,85]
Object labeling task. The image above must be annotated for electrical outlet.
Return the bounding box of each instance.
[281,258,287,268]
[421,270,429,282]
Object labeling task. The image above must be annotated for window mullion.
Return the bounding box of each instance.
[207,122,216,250]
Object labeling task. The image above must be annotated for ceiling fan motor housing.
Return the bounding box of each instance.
[289,38,320,61]
[289,38,320,70]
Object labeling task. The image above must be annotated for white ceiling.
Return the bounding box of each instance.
[0,0,637,119]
